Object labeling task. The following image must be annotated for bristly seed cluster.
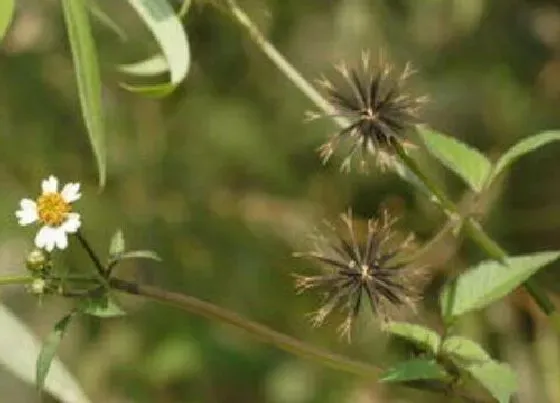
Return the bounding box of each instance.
[307,52,427,171]
[293,210,423,341]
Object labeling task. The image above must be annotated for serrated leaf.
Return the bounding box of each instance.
[385,322,441,355]
[118,249,162,262]
[380,358,449,383]
[442,336,491,366]
[441,251,560,320]
[123,0,190,91]
[79,295,126,318]
[465,361,517,403]
[109,229,125,256]
[118,54,169,76]
[488,130,560,185]
[36,313,74,391]
[0,0,14,41]
[417,125,491,192]
[0,304,90,403]
[62,0,107,188]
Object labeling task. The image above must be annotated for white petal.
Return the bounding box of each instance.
[53,229,69,250]
[35,226,56,252]
[15,199,38,225]
[42,176,58,194]
[62,213,81,233]
[61,183,81,203]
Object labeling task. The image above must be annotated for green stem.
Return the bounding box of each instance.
[0,275,33,286]
[109,277,380,377]
[222,0,560,330]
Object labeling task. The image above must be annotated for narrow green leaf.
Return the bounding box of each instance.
[417,125,492,192]
[178,0,192,18]
[87,0,127,41]
[0,0,14,41]
[79,295,126,318]
[109,229,126,257]
[118,54,169,76]
[124,0,190,87]
[62,0,107,188]
[489,130,560,185]
[442,336,491,366]
[36,313,74,391]
[380,358,448,383]
[119,82,175,97]
[117,249,162,262]
[385,322,441,355]
[465,361,517,403]
[441,251,560,320]
[0,304,90,402]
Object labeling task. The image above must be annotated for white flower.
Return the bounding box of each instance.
[16,175,81,251]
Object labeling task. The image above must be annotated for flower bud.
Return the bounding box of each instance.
[29,278,47,295]
[25,248,50,273]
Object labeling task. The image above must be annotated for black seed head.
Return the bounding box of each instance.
[309,52,427,172]
[293,210,424,341]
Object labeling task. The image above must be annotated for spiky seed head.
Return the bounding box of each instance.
[310,52,427,172]
[293,209,424,341]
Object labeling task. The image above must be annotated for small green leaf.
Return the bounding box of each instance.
[119,82,176,98]
[417,125,492,192]
[380,358,449,383]
[62,0,107,188]
[488,130,560,185]
[123,0,190,91]
[0,0,14,41]
[385,322,441,355]
[442,336,491,366]
[465,361,517,403]
[178,0,192,18]
[117,249,162,262]
[109,229,125,257]
[441,251,560,320]
[36,313,74,390]
[87,0,127,41]
[118,54,169,76]
[79,295,126,318]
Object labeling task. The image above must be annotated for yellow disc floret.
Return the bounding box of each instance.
[36,193,70,227]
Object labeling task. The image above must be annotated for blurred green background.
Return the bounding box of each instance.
[1,0,560,402]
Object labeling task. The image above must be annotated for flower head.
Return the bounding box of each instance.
[16,176,81,251]
[309,52,426,171]
[294,210,423,341]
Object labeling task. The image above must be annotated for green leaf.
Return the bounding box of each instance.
[87,0,127,41]
[488,130,560,185]
[380,358,448,383]
[79,295,126,318]
[385,322,441,355]
[117,249,162,262]
[417,125,492,192]
[118,54,169,76]
[0,0,14,41]
[36,313,74,391]
[465,361,517,403]
[0,304,90,402]
[119,82,176,97]
[442,336,491,365]
[123,0,190,90]
[61,0,107,188]
[109,229,126,256]
[441,251,560,320]
[178,0,192,18]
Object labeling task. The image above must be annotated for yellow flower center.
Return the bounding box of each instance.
[36,192,70,227]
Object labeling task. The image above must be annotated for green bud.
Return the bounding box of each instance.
[25,248,50,272]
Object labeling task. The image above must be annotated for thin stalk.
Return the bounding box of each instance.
[0,275,33,286]
[221,0,560,329]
